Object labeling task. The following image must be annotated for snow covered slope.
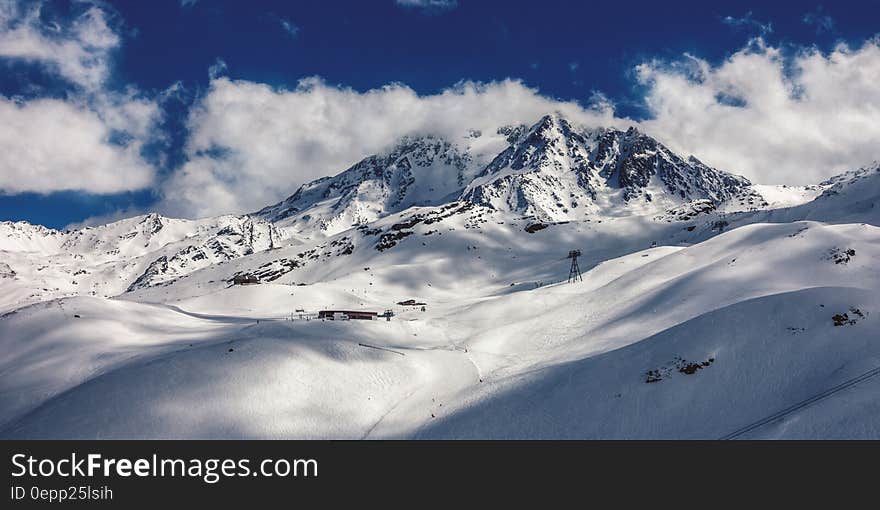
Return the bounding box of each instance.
[0,213,287,312]
[2,114,879,439]
[1,220,877,438]
[782,163,880,225]
[715,163,880,231]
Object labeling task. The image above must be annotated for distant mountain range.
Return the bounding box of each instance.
[1,112,877,312]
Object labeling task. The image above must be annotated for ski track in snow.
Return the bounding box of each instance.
[720,364,880,440]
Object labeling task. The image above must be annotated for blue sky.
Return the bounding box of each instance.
[1,0,879,228]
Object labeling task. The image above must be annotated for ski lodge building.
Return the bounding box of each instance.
[318,310,379,321]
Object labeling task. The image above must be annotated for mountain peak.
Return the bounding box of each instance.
[463,115,750,220]
[255,113,752,230]
[255,134,475,235]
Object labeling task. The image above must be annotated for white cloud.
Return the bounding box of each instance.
[721,12,773,36]
[0,1,161,195]
[180,0,198,8]
[0,2,119,91]
[0,97,155,194]
[803,7,834,34]
[637,38,880,184]
[3,0,879,221]
[160,35,880,218]
[159,77,621,218]
[208,57,227,80]
[395,0,458,13]
[279,18,299,38]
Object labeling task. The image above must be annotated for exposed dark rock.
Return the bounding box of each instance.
[525,223,548,233]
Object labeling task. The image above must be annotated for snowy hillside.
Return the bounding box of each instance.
[1,114,879,439]
[2,219,877,439]
[0,213,288,312]
[784,163,880,225]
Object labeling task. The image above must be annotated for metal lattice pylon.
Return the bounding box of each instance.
[568,250,582,283]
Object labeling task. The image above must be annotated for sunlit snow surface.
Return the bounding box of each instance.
[1,126,879,438]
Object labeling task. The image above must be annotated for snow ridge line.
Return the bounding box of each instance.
[720,364,880,440]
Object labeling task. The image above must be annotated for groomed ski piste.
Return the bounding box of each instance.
[2,114,879,439]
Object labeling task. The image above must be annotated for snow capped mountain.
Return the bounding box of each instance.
[464,114,751,221]
[0,220,66,253]
[2,112,879,439]
[737,162,880,226]
[255,113,755,236]
[0,113,848,310]
[255,136,477,236]
[2,213,235,259]
[820,162,880,189]
[815,162,880,216]
[125,215,285,291]
[0,213,286,311]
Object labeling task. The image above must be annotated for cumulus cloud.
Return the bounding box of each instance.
[160,35,880,218]
[0,1,119,91]
[159,77,622,218]
[0,97,155,194]
[0,1,160,196]
[637,38,880,184]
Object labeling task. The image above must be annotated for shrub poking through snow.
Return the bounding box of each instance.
[833,313,853,326]
[645,356,715,382]
[825,247,856,265]
[833,308,866,326]
[645,370,663,383]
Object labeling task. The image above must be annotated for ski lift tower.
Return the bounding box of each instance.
[567,250,582,283]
